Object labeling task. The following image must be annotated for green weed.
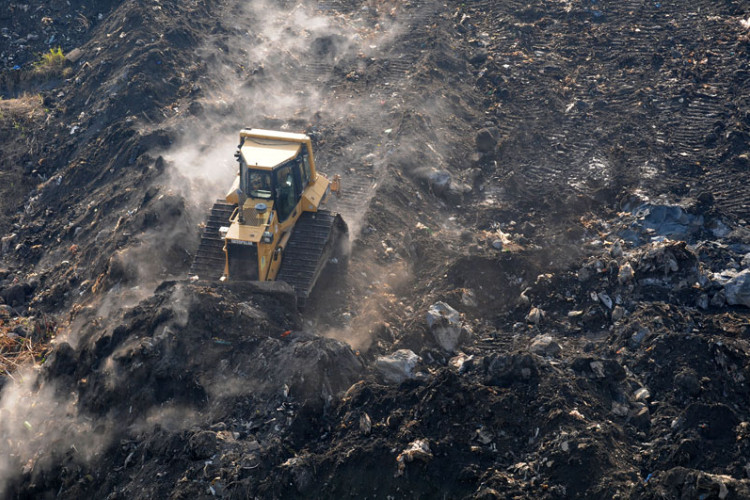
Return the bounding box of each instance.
[35,47,65,69]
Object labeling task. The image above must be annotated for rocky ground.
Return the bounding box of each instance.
[1,0,750,498]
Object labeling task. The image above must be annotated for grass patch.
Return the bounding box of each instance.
[0,317,55,375]
[32,47,71,77]
[0,93,44,125]
[35,47,65,69]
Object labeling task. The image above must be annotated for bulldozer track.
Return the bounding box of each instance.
[704,170,750,221]
[189,200,234,281]
[297,61,334,85]
[277,209,346,308]
[449,0,746,214]
[189,202,349,307]
[328,174,379,222]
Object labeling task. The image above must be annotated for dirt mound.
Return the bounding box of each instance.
[3,281,362,497]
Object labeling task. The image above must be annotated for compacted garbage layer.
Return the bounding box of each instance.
[1,0,750,498]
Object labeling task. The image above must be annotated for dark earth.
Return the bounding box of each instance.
[2,0,750,498]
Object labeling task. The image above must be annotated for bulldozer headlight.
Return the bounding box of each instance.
[262,231,273,244]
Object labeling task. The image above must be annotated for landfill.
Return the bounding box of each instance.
[1,0,750,498]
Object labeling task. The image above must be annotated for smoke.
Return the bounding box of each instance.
[0,278,200,494]
[129,405,200,435]
[159,0,407,221]
[320,257,411,353]
[0,368,110,495]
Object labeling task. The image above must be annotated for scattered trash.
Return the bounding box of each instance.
[359,412,372,435]
[611,305,625,321]
[610,240,623,258]
[426,302,463,352]
[375,349,420,384]
[461,289,478,307]
[612,402,629,417]
[569,409,585,421]
[448,352,473,373]
[526,307,544,325]
[634,387,651,401]
[598,292,613,309]
[618,262,634,284]
[3,2,750,498]
[528,335,561,357]
[474,426,494,445]
[396,439,432,476]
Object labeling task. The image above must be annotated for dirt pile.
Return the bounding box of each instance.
[4,281,362,497]
[1,0,750,498]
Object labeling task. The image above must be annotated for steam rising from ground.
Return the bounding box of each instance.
[0,369,108,493]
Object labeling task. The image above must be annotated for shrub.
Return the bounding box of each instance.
[34,47,65,73]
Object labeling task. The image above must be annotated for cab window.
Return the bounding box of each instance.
[296,159,307,189]
[275,165,297,221]
[247,170,272,199]
[302,154,312,185]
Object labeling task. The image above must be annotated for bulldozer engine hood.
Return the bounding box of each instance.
[240,137,302,169]
[224,200,276,244]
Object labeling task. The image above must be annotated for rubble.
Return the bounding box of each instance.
[724,269,750,308]
[1,0,749,498]
[528,335,561,357]
[375,349,420,384]
[396,439,432,476]
[426,301,464,352]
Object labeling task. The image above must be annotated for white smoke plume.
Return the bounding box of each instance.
[0,368,110,494]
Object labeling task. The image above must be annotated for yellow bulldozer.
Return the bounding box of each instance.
[189,129,348,307]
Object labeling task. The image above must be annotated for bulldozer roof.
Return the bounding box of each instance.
[239,129,309,170]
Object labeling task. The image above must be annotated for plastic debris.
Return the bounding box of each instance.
[426,302,463,352]
[526,307,544,325]
[396,439,432,476]
[375,349,420,384]
[634,387,651,401]
[359,412,372,435]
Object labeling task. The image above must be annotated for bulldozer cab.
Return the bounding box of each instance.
[235,132,315,223]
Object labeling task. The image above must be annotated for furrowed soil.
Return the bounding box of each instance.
[1,0,750,498]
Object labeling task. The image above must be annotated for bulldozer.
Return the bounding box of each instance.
[189,129,348,308]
